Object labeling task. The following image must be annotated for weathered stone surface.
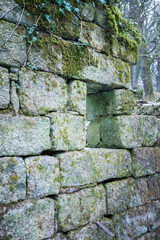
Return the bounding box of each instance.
[104,177,149,214]
[79,2,95,21]
[48,233,67,240]
[11,81,19,114]
[29,36,131,90]
[81,22,109,54]
[68,80,86,115]
[147,174,160,200]
[75,50,131,90]
[157,119,160,146]
[68,217,115,240]
[137,102,160,116]
[50,112,86,151]
[87,115,158,148]
[0,20,26,67]
[0,198,55,240]
[147,201,160,231]
[0,115,51,156]
[114,205,148,240]
[19,69,68,115]
[111,36,138,65]
[154,147,160,172]
[0,157,26,204]
[56,185,106,232]
[57,149,132,187]
[57,151,97,187]
[0,66,10,109]
[87,89,135,120]
[87,120,101,146]
[132,148,156,177]
[0,0,34,26]
[136,230,159,240]
[25,156,60,198]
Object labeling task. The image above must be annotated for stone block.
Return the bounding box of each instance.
[87,89,135,120]
[25,156,60,198]
[147,200,160,231]
[57,151,97,187]
[147,174,160,200]
[56,185,106,232]
[0,156,26,204]
[79,2,95,21]
[0,0,34,26]
[0,198,55,240]
[57,149,132,187]
[29,35,131,90]
[68,217,115,240]
[48,233,67,240]
[19,69,68,115]
[87,115,158,149]
[11,80,19,114]
[81,22,109,54]
[132,148,156,177]
[68,80,86,115]
[111,36,138,65]
[50,112,86,151]
[0,20,26,67]
[136,230,159,240]
[154,147,160,172]
[114,205,148,240]
[0,115,51,156]
[104,178,149,214]
[0,66,10,109]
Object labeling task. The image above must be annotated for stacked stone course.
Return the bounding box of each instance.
[0,0,160,239]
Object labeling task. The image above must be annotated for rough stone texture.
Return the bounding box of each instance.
[11,81,19,114]
[114,205,148,240]
[136,230,160,240]
[68,80,86,115]
[81,22,109,53]
[57,149,132,187]
[132,148,156,177]
[50,112,86,151]
[87,115,158,149]
[56,185,106,232]
[68,217,115,240]
[0,0,34,26]
[0,20,26,67]
[154,147,160,172]
[29,38,131,90]
[111,37,138,65]
[147,201,160,231]
[0,157,26,204]
[87,89,135,120]
[25,156,60,198]
[0,198,55,240]
[57,151,97,187]
[75,50,131,91]
[137,102,160,116]
[147,174,160,200]
[0,66,10,109]
[104,177,149,214]
[19,69,68,115]
[48,233,67,240]
[0,115,51,156]
[79,2,95,21]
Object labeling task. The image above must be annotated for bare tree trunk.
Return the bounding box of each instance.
[156,57,160,92]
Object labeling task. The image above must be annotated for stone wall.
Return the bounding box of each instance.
[0,0,159,239]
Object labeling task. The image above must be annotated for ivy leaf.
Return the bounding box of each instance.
[59,8,65,15]
[31,36,37,42]
[45,14,51,23]
[98,0,106,4]
[55,0,63,6]
[74,7,79,14]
